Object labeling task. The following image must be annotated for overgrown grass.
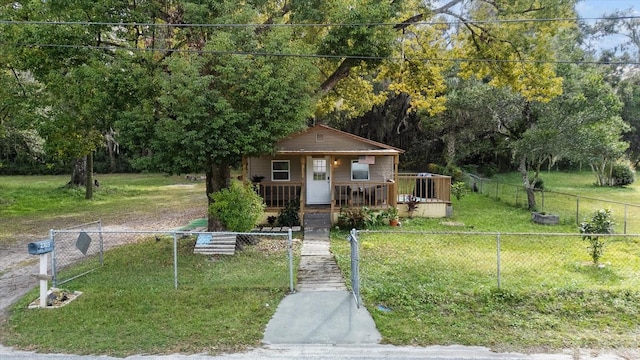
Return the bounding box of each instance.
[2,236,293,356]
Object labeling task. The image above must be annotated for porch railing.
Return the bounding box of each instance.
[397,173,451,203]
[256,182,302,208]
[334,182,392,208]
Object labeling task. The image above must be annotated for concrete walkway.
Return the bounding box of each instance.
[262,212,381,345]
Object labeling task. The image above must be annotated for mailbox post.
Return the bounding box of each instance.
[28,240,54,308]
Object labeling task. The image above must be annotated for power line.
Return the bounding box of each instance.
[0,15,639,29]
[11,42,640,66]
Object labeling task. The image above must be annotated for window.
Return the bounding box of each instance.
[312,158,327,180]
[271,160,290,181]
[351,160,370,181]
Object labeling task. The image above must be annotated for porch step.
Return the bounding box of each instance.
[193,233,236,255]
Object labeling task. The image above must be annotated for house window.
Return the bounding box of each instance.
[312,158,327,181]
[272,160,290,181]
[351,160,370,181]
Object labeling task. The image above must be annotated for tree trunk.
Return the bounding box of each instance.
[206,160,232,231]
[85,152,94,200]
[444,132,456,167]
[69,157,87,187]
[518,157,537,210]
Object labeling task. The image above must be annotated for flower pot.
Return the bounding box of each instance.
[389,219,399,227]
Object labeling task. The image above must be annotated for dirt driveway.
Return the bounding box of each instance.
[0,206,206,323]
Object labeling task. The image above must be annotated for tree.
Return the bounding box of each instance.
[121,25,317,229]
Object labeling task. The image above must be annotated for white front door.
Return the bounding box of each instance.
[306,156,331,204]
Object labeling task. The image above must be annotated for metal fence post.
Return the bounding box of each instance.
[173,232,178,290]
[624,204,628,234]
[98,219,104,266]
[288,228,294,293]
[349,228,361,308]
[576,196,580,226]
[50,229,57,288]
[496,232,501,289]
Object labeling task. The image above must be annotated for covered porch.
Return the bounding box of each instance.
[243,125,451,223]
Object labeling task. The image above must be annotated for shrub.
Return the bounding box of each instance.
[208,183,265,232]
[405,195,419,217]
[611,162,635,186]
[451,181,468,201]
[277,199,300,227]
[579,209,614,265]
[532,177,544,190]
[337,207,384,229]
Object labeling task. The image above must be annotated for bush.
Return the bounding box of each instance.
[208,183,265,232]
[532,177,544,190]
[336,206,385,230]
[579,209,615,265]
[277,199,300,227]
[611,162,635,186]
[451,181,468,201]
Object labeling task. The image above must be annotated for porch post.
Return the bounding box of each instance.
[391,154,399,207]
[241,157,248,184]
[330,155,335,224]
[300,156,306,221]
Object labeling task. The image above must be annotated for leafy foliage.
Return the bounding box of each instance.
[208,183,265,232]
[336,206,388,230]
[451,182,468,201]
[405,195,419,217]
[277,199,300,227]
[610,161,636,186]
[580,209,615,264]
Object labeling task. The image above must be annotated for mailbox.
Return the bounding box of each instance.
[28,240,54,255]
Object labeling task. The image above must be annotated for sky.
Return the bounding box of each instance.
[576,0,639,18]
[576,0,640,55]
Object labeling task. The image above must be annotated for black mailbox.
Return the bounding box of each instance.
[28,240,54,255]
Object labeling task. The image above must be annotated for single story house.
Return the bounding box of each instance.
[242,124,451,224]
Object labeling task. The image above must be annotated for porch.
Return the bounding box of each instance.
[257,173,451,219]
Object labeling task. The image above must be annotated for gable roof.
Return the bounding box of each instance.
[275,124,404,156]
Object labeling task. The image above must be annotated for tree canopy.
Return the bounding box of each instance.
[1,0,638,224]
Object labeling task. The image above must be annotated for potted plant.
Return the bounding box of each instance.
[386,207,399,226]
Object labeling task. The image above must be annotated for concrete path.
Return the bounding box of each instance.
[263,212,381,345]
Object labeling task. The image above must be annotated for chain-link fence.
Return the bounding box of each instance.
[51,220,104,286]
[341,230,640,302]
[466,174,640,233]
[50,227,296,292]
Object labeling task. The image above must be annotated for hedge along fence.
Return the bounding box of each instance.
[465,174,640,234]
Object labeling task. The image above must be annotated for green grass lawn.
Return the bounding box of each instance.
[3,171,640,355]
[0,174,207,246]
[2,236,294,357]
[331,175,640,351]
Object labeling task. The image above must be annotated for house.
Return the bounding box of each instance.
[242,124,451,224]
